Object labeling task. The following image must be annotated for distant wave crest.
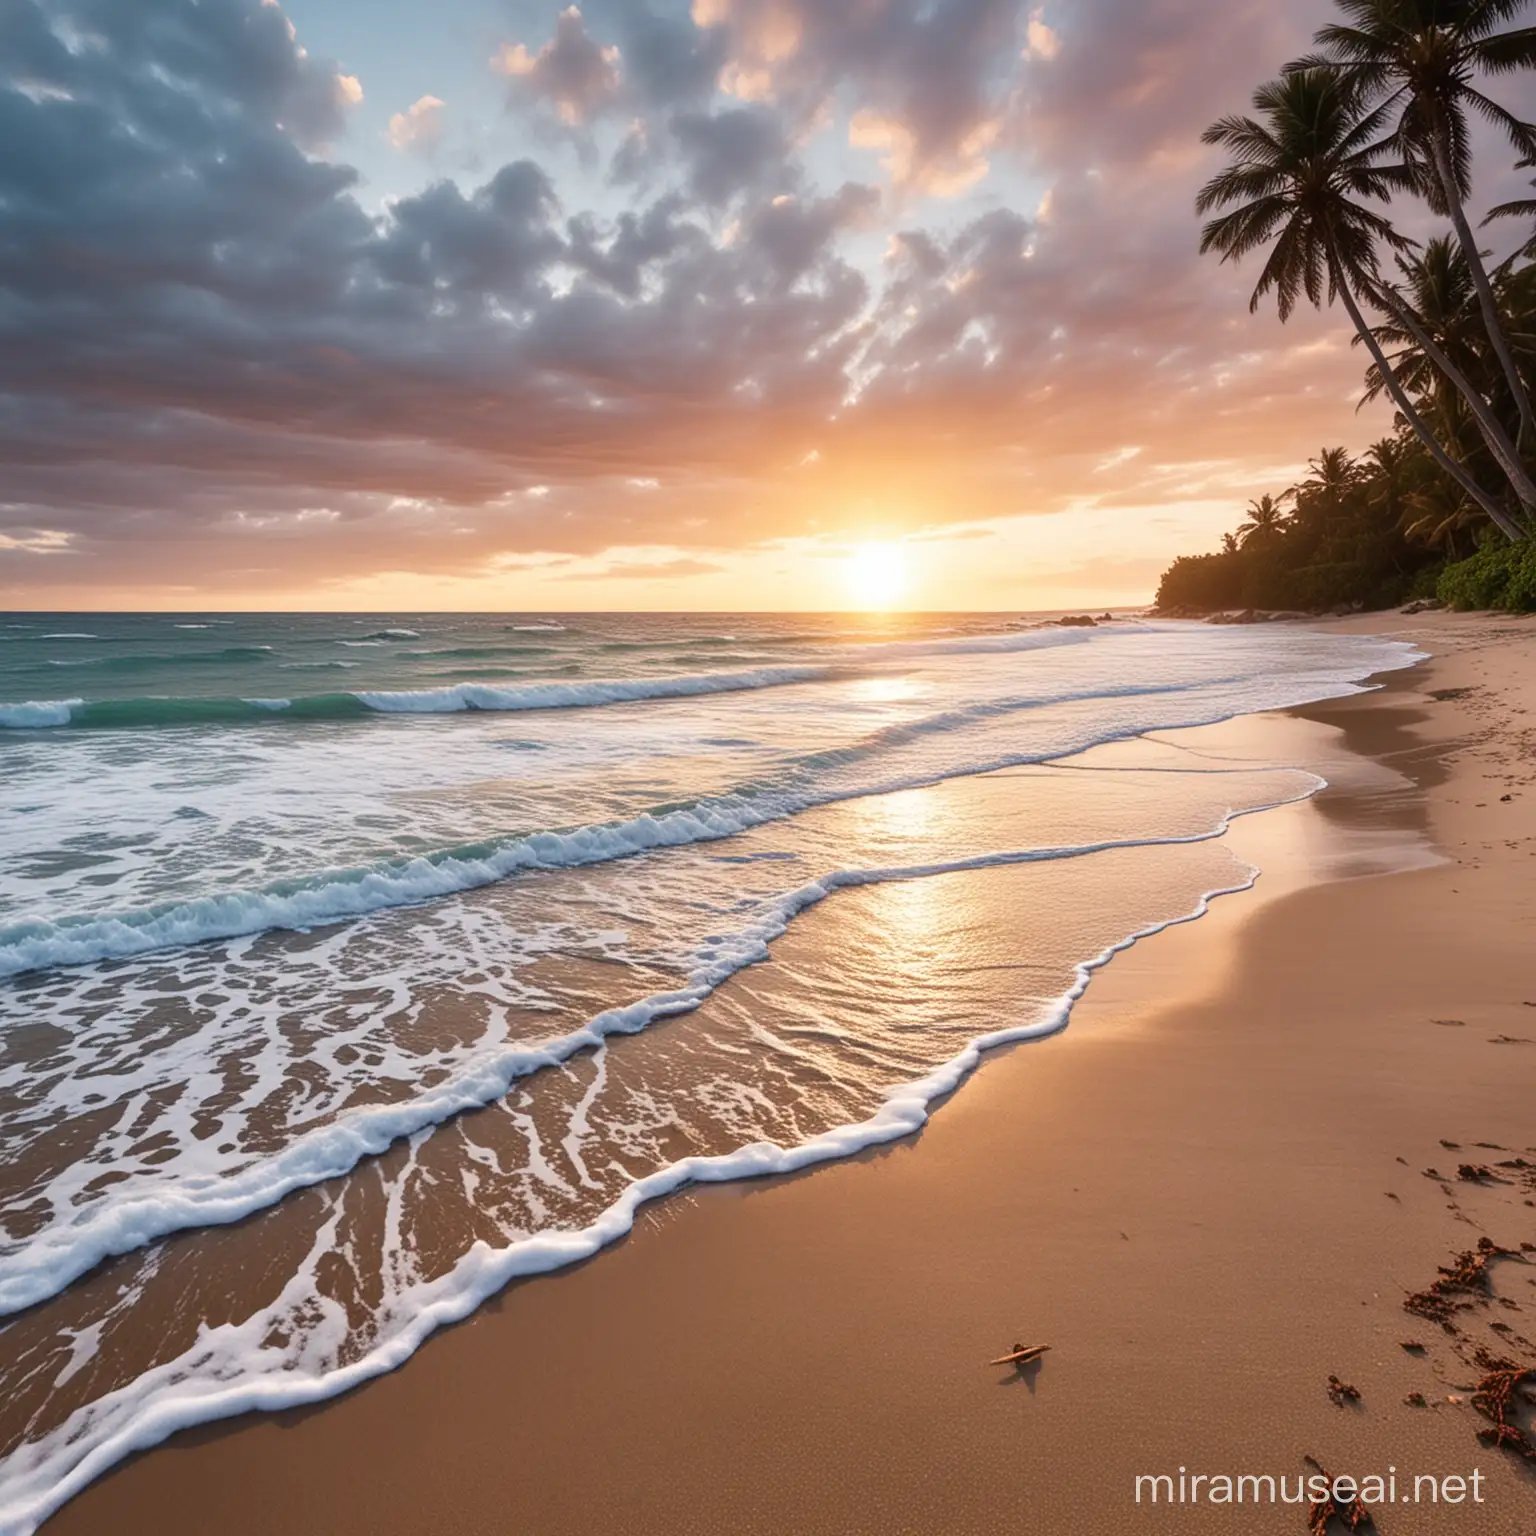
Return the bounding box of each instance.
[0,665,834,732]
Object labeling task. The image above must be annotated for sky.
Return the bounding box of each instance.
[2,0,1534,612]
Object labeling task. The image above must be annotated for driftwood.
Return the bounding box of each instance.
[988,1342,1051,1367]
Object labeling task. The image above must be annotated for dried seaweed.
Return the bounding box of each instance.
[1326,1375,1361,1406]
[1303,1457,1376,1534]
[1470,1350,1536,1463]
[1404,1237,1517,1329]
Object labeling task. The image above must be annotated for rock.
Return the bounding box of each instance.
[1206,608,1312,624]
[1055,614,1098,627]
[1400,598,1445,615]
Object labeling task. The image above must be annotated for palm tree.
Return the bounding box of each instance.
[1363,433,1421,515]
[1402,475,1486,554]
[1301,445,1362,500]
[1362,236,1484,402]
[1238,492,1292,544]
[1361,237,1536,512]
[1484,158,1536,258]
[1197,68,1525,539]
[1221,530,1242,554]
[1302,0,1536,448]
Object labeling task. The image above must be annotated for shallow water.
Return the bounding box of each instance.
[0,611,1420,1532]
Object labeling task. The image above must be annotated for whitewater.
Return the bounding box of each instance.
[0,610,1421,1534]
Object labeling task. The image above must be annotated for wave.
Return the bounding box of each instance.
[0,653,1371,978]
[0,839,1279,1535]
[28,647,273,674]
[0,664,834,733]
[362,629,420,640]
[0,700,82,728]
[38,633,95,641]
[0,628,1106,735]
[0,695,368,729]
[397,645,559,660]
[0,800,1303,1320]
[354,667,829,712]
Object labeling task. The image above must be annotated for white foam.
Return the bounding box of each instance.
[0,699,81,729]
[0,637,1423,979]
[0,839,1275,1536]
[353,666,830,715]
[0,787,1316,1321]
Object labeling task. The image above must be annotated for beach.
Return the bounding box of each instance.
[25,609,1533,1534]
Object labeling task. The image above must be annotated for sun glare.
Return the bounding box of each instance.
[845,541,909,608]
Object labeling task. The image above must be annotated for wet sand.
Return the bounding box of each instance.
[44,610,1536,1534]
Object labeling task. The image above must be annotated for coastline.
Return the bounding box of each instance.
[40,610,1536,1534]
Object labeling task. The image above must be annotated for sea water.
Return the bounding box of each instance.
[0,611,1421,1531]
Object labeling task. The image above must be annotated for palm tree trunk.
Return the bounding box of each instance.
[1429,124,1536,452]
[1364,277,1536,515]
[1333,259,1524,542]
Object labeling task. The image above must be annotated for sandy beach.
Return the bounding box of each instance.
[36,611,1536,1534]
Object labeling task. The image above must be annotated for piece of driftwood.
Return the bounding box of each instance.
[988,1343,1051,1367]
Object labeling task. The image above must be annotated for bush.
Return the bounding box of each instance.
[1437,538,1536,611]
[1154,552,1242,612]
[1405,562,1446,602]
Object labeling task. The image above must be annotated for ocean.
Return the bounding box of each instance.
[0,611,1421,1532]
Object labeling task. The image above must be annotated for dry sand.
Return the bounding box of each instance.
[44,610,1536,1535]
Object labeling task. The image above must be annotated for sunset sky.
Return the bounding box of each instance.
[5,0,1532,611]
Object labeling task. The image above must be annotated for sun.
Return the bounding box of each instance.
[844,541,909,608]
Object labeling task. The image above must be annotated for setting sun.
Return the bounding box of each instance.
[844,541,909,608]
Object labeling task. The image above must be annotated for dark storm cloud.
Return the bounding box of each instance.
[5,0,1530,601]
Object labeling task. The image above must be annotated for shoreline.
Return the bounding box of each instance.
[39,611,1536,1534]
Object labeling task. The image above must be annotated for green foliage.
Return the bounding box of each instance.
[1175,2,1536,612]
[1437,540,1536,611]
[1155,554,1242,611]
[1154,438,1448,613]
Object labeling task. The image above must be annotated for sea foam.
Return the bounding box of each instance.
[0,835,1278,1536]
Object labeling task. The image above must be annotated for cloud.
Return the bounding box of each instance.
[685,0,1023,196]
[849,108,1000,196]
[493,6,622,125]
[387,94,445,152]
[559,554,727,580]
[1021,9,1059,62]
[670,105,791,203]
[0,527,73,554]
[0,0,1445,605]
